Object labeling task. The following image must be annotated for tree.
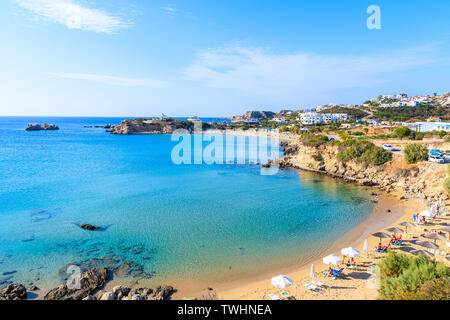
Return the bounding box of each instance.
[403,144,429,164]
[394,127,412,139]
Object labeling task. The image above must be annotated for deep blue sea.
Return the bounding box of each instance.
[0,117,374,290]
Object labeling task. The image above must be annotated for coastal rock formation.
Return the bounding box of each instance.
[0,283,27,300]
[230,111,276,123]
[79,224,101,231]
[95,285,174,301]
[44,268,110,300]
[40,266,174,300]
[279,139,450,201]
[26,123,59,131]
[110,118,214,135]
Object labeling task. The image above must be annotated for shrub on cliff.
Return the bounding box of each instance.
[403,144,429,164]
[311,154,324,162]
[337,141,392,166]
[378,252,449,300]
[300,134,329,147]
[394,127,413,139]
[361,146,393,165]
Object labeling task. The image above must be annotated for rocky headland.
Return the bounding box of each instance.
[109,118,216,135]
[278,138,450,201]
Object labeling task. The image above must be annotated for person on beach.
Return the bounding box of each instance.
[375,242,383,250]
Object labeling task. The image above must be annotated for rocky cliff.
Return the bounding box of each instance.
[110,118,212,135]
[279,140,450,201]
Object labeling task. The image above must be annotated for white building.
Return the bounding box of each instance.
[271,118,286,123]
[300,112,348,125]
[300,112,323,125]
[407,122,450,132]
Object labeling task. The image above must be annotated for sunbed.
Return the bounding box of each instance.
[304,283,321,292]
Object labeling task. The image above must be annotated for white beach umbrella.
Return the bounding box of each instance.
[341,247,361,258]
[363,239,369,257]
[310,264,315,279]
[271,275,293,289]
[421,210,434,218]
[323,254,342,266]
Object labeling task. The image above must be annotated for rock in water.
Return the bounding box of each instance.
[72,222,102,231]
[0,283,27,300]
[44,268,109,300]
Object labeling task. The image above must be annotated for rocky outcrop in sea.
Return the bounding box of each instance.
[26,123,59,131]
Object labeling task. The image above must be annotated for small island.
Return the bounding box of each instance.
[26,123,59,131]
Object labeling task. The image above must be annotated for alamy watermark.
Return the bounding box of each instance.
[66,265,81,290]
[170,122,281,175]
[367,5,381,30]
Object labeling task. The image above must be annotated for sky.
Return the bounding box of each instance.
[0,0,449,117]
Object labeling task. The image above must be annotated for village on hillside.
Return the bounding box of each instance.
[226,92,450,135]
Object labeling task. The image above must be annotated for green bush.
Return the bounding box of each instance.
[337,141,392,166]
[394,127,413,139]
[362,146,393,165]
[300,134,329,147]
[411,132,425,140]
[378,252,449,300]
[403,144,429,164]
[311,154,324,162]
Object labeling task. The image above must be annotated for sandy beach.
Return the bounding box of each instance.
[215,191,448,300]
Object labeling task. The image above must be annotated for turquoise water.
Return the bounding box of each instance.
[0,117,374,288]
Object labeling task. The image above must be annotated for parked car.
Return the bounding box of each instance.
[430,149,444,157]
[383,144,395,151]
[428,155,445,164]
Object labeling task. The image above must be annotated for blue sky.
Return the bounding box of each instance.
[0,0,449,117]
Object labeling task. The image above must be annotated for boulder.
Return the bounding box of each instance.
[100,292,115,300]
[1,283,27,300]
[44,268,109,300]
[112,285,130,297]
[80,224,101,231]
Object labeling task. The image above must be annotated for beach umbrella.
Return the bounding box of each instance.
[422,233,446,243]
[416,240,439,250]
[323,254,341,266]
[372,232,390,245]
[440,226,450,240]
[310,264,315,280]
[363,239,369,257]
[341,247,361,258]
[421,210,434,218]
[399,221,416,233]
[410,249,434,258]
[271,275,293,289]
[386,227,404,236]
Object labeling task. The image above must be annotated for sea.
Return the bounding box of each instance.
[0,117,374,290]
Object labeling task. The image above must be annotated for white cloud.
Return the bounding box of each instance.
[48,73,165,87]
[164,7,177,16]
[183,46,441,99]
[13,0,131,34]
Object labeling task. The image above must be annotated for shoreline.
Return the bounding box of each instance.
[15,129,449,300]
[217,192,446,300]
[166,187,410,299]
